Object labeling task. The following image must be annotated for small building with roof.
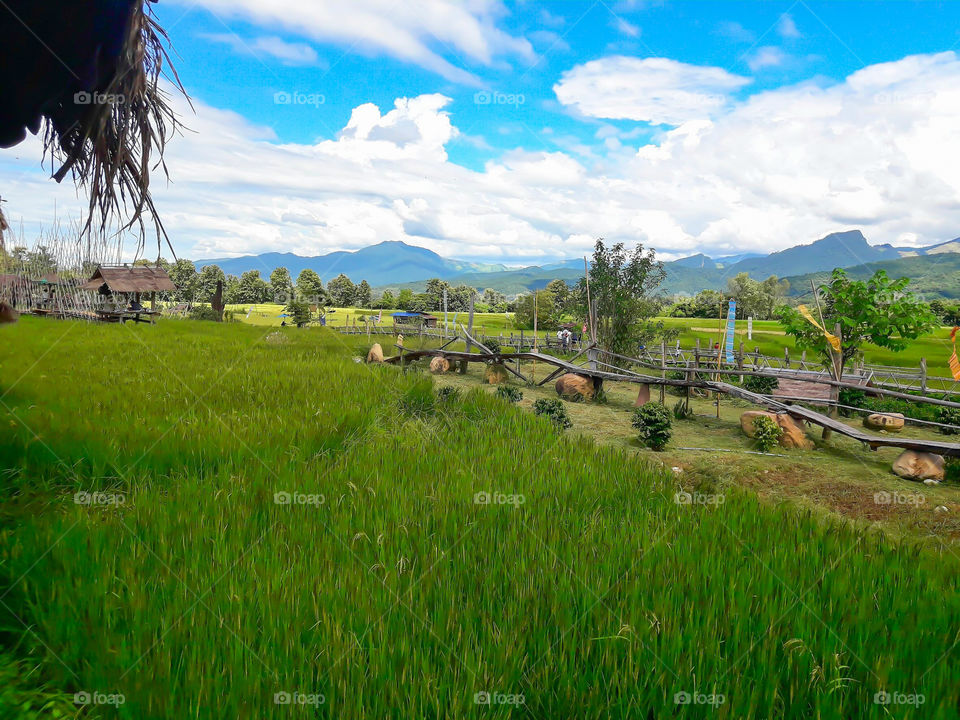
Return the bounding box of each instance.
[390,311,438,328]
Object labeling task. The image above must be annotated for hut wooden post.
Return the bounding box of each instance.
[461,294,474,374]
[659,339,666,404]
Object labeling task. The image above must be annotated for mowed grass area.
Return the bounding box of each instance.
[2,319,960,718]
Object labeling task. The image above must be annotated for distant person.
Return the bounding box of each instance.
[557,329,564,350]
[129,298,143,312]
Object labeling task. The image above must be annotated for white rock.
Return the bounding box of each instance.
[923,478,940,486]
[935,505,949,513]
[671,467,682,474]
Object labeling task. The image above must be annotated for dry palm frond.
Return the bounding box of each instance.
[43,0,189,261]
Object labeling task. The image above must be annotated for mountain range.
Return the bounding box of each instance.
[193,230,960,298]
[195,242,508,286]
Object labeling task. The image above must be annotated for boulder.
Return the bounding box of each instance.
[366,343,384,363]
[634,383,651,407]
[775,414,814,450]
[740,411,779,438]
[484,363,509,384]
[429,356,450,374]
[892,450,944,481]
[555,373,595,400]
[864,413,904,432]
[739,410,814,449]
[0,301,18,324]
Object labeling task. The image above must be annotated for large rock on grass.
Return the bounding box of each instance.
[0,302,18,324]
[864,413,904,432]
[892,450,944,481]
[555,373,595,401]
[740,411,778,438]
[484,363,509,384]
[776,414,814,450]
[740,410,814,450]
[429,356,450,374]
[366,343,384,363]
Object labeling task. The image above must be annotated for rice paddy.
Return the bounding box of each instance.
[2,318,959,718]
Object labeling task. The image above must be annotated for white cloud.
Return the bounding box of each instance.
[3,53,960,267]
[747,46,787,71]
[203,34,321,66]
[171,0,533,84]
[777,13,801,39]
[553,57,751,125]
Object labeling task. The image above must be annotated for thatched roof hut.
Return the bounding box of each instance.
[82,265,176,294]
[0,1,186,257]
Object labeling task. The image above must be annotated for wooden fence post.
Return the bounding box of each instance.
[738,341,745,382]
[920,357,927,394]
[659,339,666,404]
[784,347,790,368]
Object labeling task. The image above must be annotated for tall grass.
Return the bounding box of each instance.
[1,318,959,718]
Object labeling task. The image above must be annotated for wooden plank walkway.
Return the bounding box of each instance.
[384,346,960,457]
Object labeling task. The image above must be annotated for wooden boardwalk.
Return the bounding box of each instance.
[384,344,960,458]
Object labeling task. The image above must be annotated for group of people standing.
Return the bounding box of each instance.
[556,327,577,352]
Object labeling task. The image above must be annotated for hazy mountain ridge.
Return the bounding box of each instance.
[193,231,960,297]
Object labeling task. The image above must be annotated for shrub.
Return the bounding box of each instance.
[743,374,778,394]
[437,386,461,403]
[631,403,672,451]
[672,399,693,420]
[189,305,221,322]
[937,407,960,435]
[533,398,572,430]
[483,339,501,355]
[838,387,866,417]
[945,458,960,483]
[495,385,523,403]
[753,415,783,453]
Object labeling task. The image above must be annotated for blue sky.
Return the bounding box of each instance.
[156,1,960,170]
[3,1,960,264]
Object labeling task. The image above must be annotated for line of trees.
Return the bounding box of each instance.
[669,272,789,320]
[152,261,521,314]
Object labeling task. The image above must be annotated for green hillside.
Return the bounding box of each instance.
[783,253,960,300]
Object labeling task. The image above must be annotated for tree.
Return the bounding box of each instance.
[396,289,414,311]
[691,289,724,319]
[354,280,373,308]
[378,289,396,309]
[575,239,666,355]
[448,284,476,312]
[727,273,789,320]
[779,268,936,384]
[296,269,324,303]
[168,259,199,302]
[235,270,271,304]
[270,267,294,304]
[327,273,356,306]
[197,264,225,303]
[545,279,571,316]
[482,288,505,307]
[514,289,558,330]
[423,278,451,311]
[224,275,241,304]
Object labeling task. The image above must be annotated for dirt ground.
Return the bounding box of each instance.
[428,358,960,546]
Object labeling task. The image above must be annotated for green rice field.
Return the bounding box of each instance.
[1,318,959,718]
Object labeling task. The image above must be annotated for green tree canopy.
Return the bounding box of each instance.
[296,269,324,303]
[354,280,373,308]
[197,264,225,303]
[779,268,936,379]
[235,270,271,304]
[270,267,294,303]
[575,239,666,355]
[514,289,559,330]
[168,259,199,302]
[327,273,356,307]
